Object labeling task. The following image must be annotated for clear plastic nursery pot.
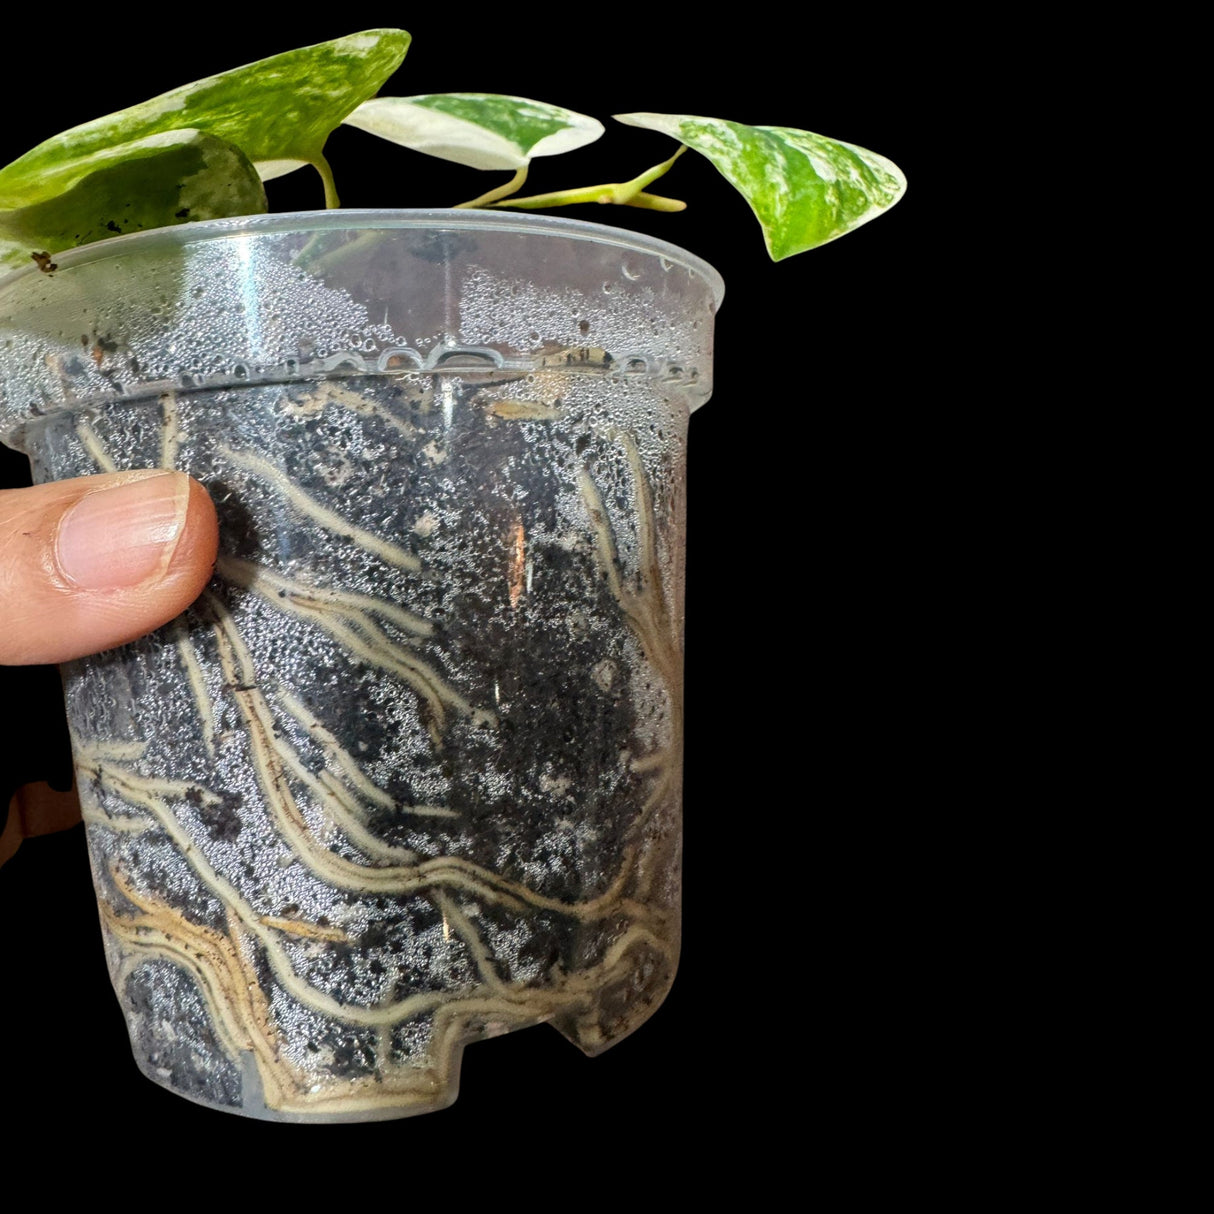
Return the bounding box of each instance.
[0,210,722,1121]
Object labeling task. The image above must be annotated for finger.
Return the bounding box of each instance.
[0,470,219,664]
[0,782,82,868]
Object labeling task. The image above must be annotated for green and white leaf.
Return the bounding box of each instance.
[343,94,604,171]
[0,28,410,209]
[614,112,905,261]
[0,129,267,271]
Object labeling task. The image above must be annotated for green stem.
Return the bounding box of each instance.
[298,229,385,275]
[312,155,340,210]
[625,144,687,194]
[621,192,687,213]
[454,166,529,209]
[484,146,688,213]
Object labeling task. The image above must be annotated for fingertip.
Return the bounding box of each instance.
[0,471,220,665]
[174,473,220,600]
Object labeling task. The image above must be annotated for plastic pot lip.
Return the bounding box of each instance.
[0,208,726,309]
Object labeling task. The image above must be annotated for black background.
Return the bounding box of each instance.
[0,14,946,1164]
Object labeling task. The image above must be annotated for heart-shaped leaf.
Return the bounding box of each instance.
[614,112,905,260]
[0,28,411,211]
[0,129,267,271]
[343,94,604,171]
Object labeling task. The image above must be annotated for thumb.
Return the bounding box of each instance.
[0,470,219,665]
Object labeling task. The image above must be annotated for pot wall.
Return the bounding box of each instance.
[0,211,719,1120]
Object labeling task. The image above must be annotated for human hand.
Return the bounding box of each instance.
[0,469,218,665]
[1,469,218,862]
